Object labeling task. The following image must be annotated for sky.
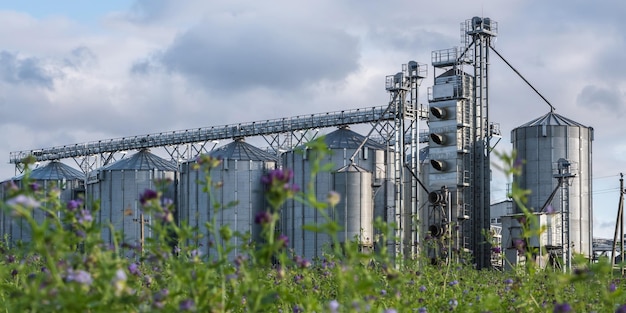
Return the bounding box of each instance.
[0,0,624,239]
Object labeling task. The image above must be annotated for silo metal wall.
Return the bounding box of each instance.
[512,123,593,257]
[179,159,274,259]
[88,169,176,250]
[281,146,385,259]
[2,178,83,246]
[333,167,373,248]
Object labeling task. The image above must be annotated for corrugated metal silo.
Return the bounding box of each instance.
[281,126,387,259]
[86,149,177,251]
[179,138,277,259]
[333,164,373,249]
[511,111,593,258]
[3,161,84,245]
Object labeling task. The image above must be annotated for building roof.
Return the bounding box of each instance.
[16,161,84,181]
[322,126,386,150]
[210,138,278,161]
[103,149,177,171]
[516,111,588,128]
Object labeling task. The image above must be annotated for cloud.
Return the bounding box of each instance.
[0,51,59,88]
[576,85,625,116]
[150,17,360,92]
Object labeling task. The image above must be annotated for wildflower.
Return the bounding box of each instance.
[419,285,427,292]
[418,308,427,313]
[190,249,202,258]
[78,210,93,224]
[329,300,339,313]
[140,189,158,206]
[546,204,556,214]
[327,190,341,207]
[128,263,140,276]
[196,154,222,169]
[7,194,40,208]
[292,305,303,313]
[179,299,195,311]
[449,280,459,286]
[504,278,514,285]
[6,255,16,263]
[513,238,526,254]
[616,304,626,313]
[294,256,311,268]
[29,182,40,191]
[11,269,18,277]
[513,157,523,170]
[254,211,272,225]
[553,302,572,313]
[449,299,458,310]
[380,289,387,296]
[67,199,81,211]
[610,282,617,293]
[153,288,169,309]
[277,234,289,248]
[112,269,127,296]
[262,168,299,208]
[65,269,93,286]
[384,309,397,313]
[491,246,502,254]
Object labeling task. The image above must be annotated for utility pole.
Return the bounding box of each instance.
[611,173,625,272]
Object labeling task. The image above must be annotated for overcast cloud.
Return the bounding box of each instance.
[1,0,625,238]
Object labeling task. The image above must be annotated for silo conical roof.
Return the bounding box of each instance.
[210,138,278,161]
[103,149,177,171]
[516,111,588,128]
[322,126,386,150]
[17,161,84,181]
[337,163,370,173]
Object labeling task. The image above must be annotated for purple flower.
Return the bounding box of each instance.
[128,263,140,276]
[7,195,40,208]
[546,204,556,214]
[65,269,93,285]
[419,285,426,292]
[292,305,303,313]
[179,299,195,311]
[254,211,272,225]
[384,309,398,313]
[504,278,514,285]
[329,300,339,313]
[553,302,572,313]
[513,238,526,254]
[78,210,93,224]
[448,280,458,286]
[67,199,81,211]
[616,304,626,313]
[278,234,289,248]
[190,249,202,258]
[261,169,294,185]
[140,189,158,205]
[448,299,458,309]
[29,182,40,191]
[513,157,523,170]
[610,282,617,293]
[491,246,502,254]
[418,308,427,313]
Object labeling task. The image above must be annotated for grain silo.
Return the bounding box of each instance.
[333,164,374,249]
[86,149,177,252]
[510,111,593,260]
[281,125,388,259]
[2,161,84,245]
[179,138,277,259]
